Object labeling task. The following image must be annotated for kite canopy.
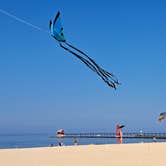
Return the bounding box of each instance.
[119,125,125,129]
[158,112,166,122]
[116,124,125,129]
[49,11,66,42]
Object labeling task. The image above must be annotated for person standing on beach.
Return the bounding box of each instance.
[73,137,78,145]
[116,124,124,144]
[57,129,65,146]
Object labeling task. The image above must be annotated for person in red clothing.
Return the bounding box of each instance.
[57,129,65,146]
[116,124,125,144]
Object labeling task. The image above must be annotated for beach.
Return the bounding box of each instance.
[0,142,165,166]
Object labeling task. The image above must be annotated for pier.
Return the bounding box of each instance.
[51,132,166,139]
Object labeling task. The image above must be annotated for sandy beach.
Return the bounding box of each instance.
[0,142,165,166]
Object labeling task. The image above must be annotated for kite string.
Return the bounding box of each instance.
[0,8,49,34]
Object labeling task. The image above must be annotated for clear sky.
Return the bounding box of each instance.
[0,0,166,134]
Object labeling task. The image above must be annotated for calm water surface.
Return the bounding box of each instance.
[0,133,166,149]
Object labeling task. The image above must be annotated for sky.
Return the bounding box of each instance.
[0,0,166,134]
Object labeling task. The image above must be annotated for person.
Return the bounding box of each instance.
[153,136,157,143]
[73,137,78,145]
[57,129,64,146]
[49,143,54,147]
[116,124,123,144]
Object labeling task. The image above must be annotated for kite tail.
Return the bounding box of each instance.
[60,43,117,89]
[65,42,120,86]
[60,44,99,73]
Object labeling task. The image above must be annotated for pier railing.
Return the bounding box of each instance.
[51,132,166,139]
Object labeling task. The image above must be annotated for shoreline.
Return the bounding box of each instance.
[0,140,161,150]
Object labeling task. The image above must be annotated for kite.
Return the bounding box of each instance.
[0,9,120,89]
[158,112,166,122]
[49,11,120,89]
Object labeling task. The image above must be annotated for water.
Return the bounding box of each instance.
[0,133,53,149]
[0,133,166,149]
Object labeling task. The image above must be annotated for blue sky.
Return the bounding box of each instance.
[0,0,166,134]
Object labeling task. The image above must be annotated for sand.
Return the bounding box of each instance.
[0,142,166,166]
